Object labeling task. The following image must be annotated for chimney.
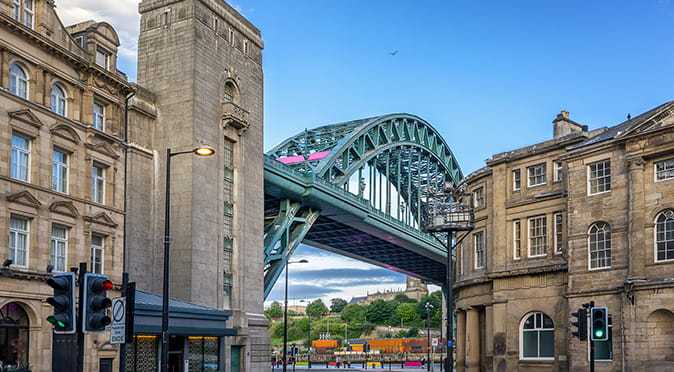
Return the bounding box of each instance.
[553,110,587,139]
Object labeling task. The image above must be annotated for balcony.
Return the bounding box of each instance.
[422,197,475,233]
[222,101,249,132]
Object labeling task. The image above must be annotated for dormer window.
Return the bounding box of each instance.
[11,0,33,28]
[96,47,110,69]
[75,36,85,48]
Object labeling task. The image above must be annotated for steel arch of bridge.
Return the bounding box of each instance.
[264,114,463,299]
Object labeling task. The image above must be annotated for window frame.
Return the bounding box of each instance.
[22,0,34,29]
[513,169,521,191]
[527,163,547,187]
[95,47,110,69]
[519,312,555,361]
[655,158,674,183]
[91,234,105,274]
[50,83,67,116]
[513,220,521,260]
[11,0,20,20]
[50,224,68,272]
[93,100,106,131]
[588,222,612,270]
[587,159,612,196]
[553,161,563,183]
[528,215,547,258]
[9,62,28,99]
[11,132,31,182]
[9,215,29,268]
[554,212,564,255]
[91,163,106,204]
[52,148,69,193]
[472,186,485,209]
[474,231,485,270]
[654,210,674,263]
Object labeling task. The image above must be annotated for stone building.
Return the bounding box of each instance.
[0,1,132,370]
[124,0,268,371]
[454,105,674,371]
[350,276,429,305]
[0,0,268,370]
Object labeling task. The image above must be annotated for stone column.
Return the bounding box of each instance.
[456,310,466,372]
[466,308,481,372]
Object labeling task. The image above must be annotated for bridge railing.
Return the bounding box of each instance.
[265,155,444,251]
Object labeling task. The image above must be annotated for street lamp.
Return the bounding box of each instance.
[425,302,434,372]
[283,259,308,372]
[160,145,215,372]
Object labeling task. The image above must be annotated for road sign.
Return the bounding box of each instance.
[110,297,126,344]
[432,338,439,347]
[447,340,453,348]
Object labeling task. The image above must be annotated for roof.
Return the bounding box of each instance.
[135,290,230,315]
[571,100,674,149]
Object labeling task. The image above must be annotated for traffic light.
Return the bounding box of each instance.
[83,273,113,332]
[590,306,608,341]
[46,272,76,334]
[571,308,587,340]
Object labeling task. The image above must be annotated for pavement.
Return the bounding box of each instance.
[272,364,446,372]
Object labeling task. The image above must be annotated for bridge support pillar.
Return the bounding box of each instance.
[456,309,466,372]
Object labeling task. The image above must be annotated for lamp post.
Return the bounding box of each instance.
[283,259,309,372]
[160,145,215,372]
[425,302,434,372]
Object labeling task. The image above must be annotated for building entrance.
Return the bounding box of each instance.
[169,335,186,372]
[0,302,30,369]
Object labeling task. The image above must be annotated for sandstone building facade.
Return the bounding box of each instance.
[0,1,132,370]
[0,0,268,371]
[454,105,674,371]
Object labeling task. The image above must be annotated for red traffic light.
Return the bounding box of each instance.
[91,278,113,292]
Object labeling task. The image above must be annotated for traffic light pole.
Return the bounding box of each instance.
[77,262,87,372]
[445,232,454,372]
[589,338,595,372]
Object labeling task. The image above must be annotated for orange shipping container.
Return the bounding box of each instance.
[312,339,339,349]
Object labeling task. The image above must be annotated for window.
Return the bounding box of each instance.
[93,101,105,130]
[655,210,674,262]
[520,312,554,360]
[50,84,67,116]
[91,234,104,274]
[11,0,20,20]
[11,133,30,182]
[228,28,234,43]
[655,158,674,182]
[243,39,249,54]
[95,48,109,69]
[528,163,547,187]
[474,231,485,269]
[91,164,105,203]
[74,36,85,48]
[22,0,33,28]
[472,187,485,209]
[50,225,68,272]
[589,222,612,269]
[9,216,29,267]
[513,169,521,191]
[52,149,68,193]
[588,160,611,195]
[513,220,521,260]
[459,244,464,275]
[9,63,28,99]
[554,213,564,254]
[528,216,547,257]
[554,161,563,182]
[592,316,613,361]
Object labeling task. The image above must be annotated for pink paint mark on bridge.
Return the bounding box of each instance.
[308,150,331,161]
[277,150,331,165]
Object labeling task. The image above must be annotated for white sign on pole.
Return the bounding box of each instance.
[432,338,439,347]
[110,297,126,344]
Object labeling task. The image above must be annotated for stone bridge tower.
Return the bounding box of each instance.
[131,0,267,370]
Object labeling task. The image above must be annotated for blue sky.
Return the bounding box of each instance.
[58,1,674,303]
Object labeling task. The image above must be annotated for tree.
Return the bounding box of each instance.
[265,301,283,319]
[395,302,418,325]
[330,298,348,313]
[394,293,416,304]
[366,299,395,325]
[417,291,443,328]
[341,304,367,323]
[306,299,329,318]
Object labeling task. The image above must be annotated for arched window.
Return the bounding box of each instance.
[0,302,30,367]
[223,80,239,104]
[655,210,674,262]
[9,63,28,99]
[520,312,554,360]
[50,83,67,116]
[589,222,612,270]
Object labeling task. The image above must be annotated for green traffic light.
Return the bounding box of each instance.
[594,329,604,338]
[47,315,66,328]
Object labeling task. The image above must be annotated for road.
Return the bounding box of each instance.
[272,363,445,372]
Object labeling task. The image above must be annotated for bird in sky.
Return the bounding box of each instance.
[389,50,399,56]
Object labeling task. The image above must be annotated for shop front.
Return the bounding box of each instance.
[125,291,236,372]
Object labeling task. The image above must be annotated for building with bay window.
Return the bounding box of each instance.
[455,104,674,371]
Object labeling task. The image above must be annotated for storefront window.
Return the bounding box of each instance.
[0,302,30,368]
[188,336,220,371]
[126,335,159,372]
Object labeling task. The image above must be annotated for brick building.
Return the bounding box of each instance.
[454,105,674,371]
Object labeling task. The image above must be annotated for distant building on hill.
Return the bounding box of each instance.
[287,305,307,315]
[349,276,428,304]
